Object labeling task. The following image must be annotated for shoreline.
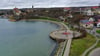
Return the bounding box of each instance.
[50,42,58,56]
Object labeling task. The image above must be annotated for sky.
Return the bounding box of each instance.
[1,0,100,9]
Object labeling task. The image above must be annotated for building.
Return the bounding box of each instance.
[80,19,93,28]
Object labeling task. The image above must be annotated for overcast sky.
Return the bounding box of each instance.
[1,0,100,9]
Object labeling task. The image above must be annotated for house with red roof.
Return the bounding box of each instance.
[13,7,21,16]
[63,7,71,11]
[80,19,94,28]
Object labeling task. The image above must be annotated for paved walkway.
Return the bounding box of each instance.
[61,23,72,56]
[63,39,72,56]
[61,23,81,56]
[89,48,100,56]
[82,39,99,56]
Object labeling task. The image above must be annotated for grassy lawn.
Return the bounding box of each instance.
[32,16,61,22]
[70,33,96,56]
[96,30,100,34]
[95,40,100,48]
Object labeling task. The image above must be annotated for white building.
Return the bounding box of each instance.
[86,9,94,16]
[89,17,94,22]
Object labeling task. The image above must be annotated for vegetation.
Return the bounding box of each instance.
[95,40,100,48]
[96,30,100,34]
[32,16,61,22]
[70,33,96,56]
[0,13,4,15]
[86,40,100,56]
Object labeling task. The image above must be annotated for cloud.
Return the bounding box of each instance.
[0,0,100,9]
[68,0,99,6]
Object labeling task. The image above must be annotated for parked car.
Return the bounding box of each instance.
[97,23,100,27]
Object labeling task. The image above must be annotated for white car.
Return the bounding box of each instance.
[81,23,93,28]
[97,23,100,27]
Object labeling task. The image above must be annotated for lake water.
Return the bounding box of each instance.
[0,19,59,56]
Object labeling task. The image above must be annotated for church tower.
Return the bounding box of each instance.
[32,5,34,9]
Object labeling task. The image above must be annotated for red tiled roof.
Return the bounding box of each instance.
[92,6,99,9]
[14,8,18,10]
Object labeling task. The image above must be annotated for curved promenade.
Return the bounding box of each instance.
[50,28,81,40]
[50,29,73,40]
[50,22,81,56]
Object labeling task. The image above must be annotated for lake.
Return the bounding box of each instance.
[0,18,60,56]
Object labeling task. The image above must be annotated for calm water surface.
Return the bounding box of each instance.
[0,19,59,56]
